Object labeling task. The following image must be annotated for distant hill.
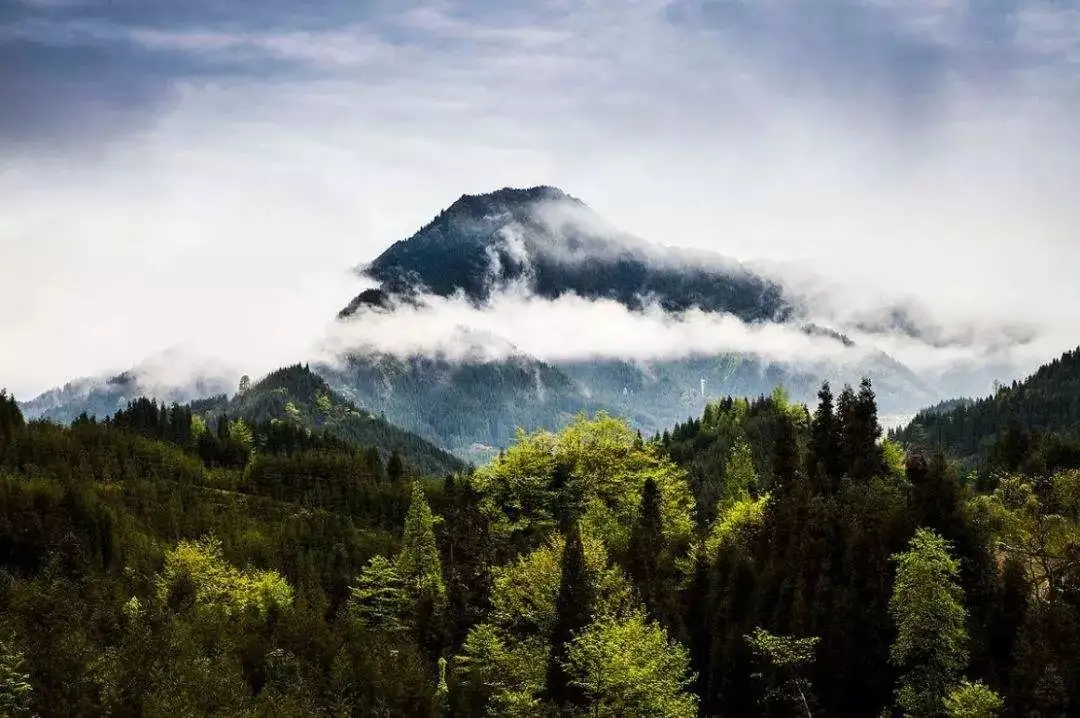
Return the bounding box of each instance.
[318,353,607,463]
[19,370,233,426]
[890,347,1080,469]
[187,364,467,476]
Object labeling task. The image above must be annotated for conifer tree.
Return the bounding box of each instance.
[387,449,405,485]
[397,481,445,600]
[809,381,838,488]
[546,522,594,709]
[363,446,384,482]
[628,478,670,624]
[0,390,24,459]
[889,528,969,717]
[772,414,801,495]
[216,414,230,444]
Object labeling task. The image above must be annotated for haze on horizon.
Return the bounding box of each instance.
[2,0,1079,400]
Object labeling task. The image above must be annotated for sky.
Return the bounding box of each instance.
[2,0,1079,400]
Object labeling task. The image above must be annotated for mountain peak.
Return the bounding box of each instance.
[339,185,791,322]
[439,185,582,222]
[453,184,573,206]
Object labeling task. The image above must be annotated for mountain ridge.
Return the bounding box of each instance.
[890,346,1080,471]
[341,185,792,322]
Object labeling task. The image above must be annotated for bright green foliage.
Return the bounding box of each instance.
[704,493,770,560]
[1055,468,1080,518]
[944,680,1004,718]
[435,657,450,716]
[458,529,633,712]
[315,393,333,415]
[0,637,32,717]
[156,536,294,619]
[456,623,549,716]
[771,386,808,424]
[746,627,820,669]
[349,555,410,632]
[566,610,698,718]
[969,473,1080,602]
[397,481,445,599]
[889,528,969,718]
[284,401,302,423]
[472,413,695,553]
[745,627,820,716]
[229,418,254,452]
[190,413,207,440]
[882,438,906,478]
[722,438,757,511]
[490,531,632,637]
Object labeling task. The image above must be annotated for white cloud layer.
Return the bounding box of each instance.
[319,290,870,367]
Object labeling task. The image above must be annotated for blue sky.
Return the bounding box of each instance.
[2,0,1079,397]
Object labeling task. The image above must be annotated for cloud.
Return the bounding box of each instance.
[2,0,1080,404]
[320,288,869,366]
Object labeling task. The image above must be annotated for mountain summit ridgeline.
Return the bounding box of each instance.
[339,185,791,322]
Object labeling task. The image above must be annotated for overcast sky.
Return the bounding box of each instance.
[2,0,1079,399]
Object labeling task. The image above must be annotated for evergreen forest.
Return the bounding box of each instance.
[0,367,1078,717]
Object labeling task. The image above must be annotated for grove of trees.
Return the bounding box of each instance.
[0,373,1077,716]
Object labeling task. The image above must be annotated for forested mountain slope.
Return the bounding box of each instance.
[192,364,466,476]
[891,346,1080,472]
[318,352,605,463]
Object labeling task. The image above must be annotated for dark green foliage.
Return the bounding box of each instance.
[387,449,404,485]
[546,522,594,708]
[661,391,809,528]
[892,346,1080,472]
[198,364,466,477]
[837,378,885,482]
[0,391,25,462]
[440,474,494,647]
[628,478,676,628]
[808,382,837,480]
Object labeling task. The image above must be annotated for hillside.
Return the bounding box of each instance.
[318,352,603,462]
[190,364,467,476]
[891,346,1080,470]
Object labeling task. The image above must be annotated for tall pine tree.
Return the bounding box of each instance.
[628,478,674,627]
[546,522,594,709]
[809,381,839,490]
[397,481,445,600]
[889,528,969,717]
